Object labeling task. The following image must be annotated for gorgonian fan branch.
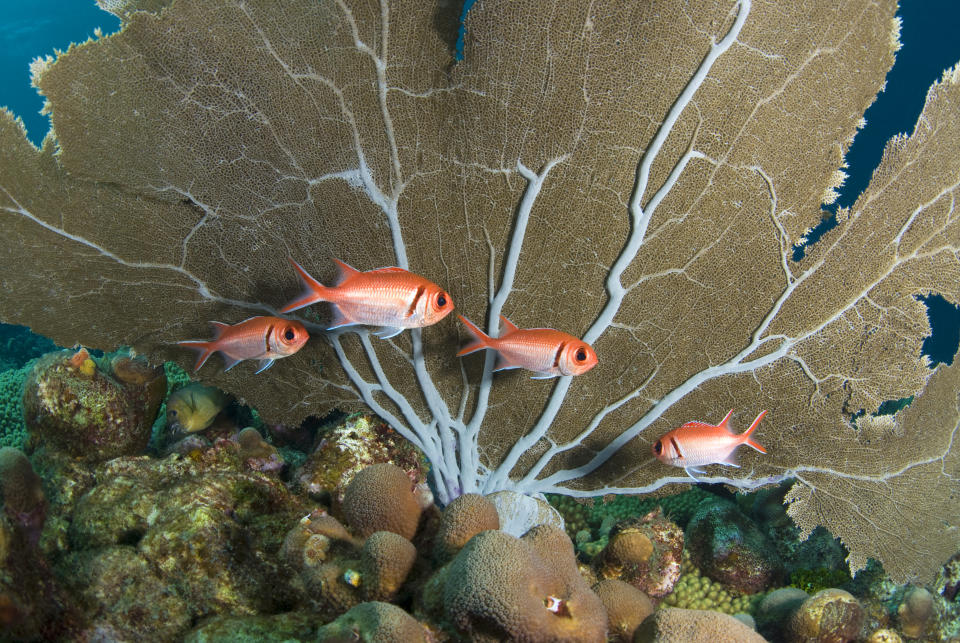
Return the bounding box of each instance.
[484,0,752,492]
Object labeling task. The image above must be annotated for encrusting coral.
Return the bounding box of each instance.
[595,508,684,599]
[22,348,166,461]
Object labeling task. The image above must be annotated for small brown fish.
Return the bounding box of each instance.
[177,316,309,373]
[652,409,767,479]
[165,382,229,434]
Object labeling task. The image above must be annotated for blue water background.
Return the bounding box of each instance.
[0,1,958,366]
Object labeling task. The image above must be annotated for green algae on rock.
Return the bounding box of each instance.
[23,348,165,460]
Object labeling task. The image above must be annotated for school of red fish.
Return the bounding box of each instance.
[176,257,769,472]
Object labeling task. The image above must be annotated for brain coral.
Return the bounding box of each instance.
[359,530,417,602]
[435,493,500,563]
[592,578,654,643]
[341,463,424,540]
[314,601,428,642]
[443,529,607,642]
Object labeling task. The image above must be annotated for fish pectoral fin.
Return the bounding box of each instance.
[222,356,243,371]
[373,326,404,339]
[684,467,703,481]
[254,359,276,374]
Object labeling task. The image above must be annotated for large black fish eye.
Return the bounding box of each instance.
[437,293,447,307]
[169,409,178,417]
[576,348,587,361]
[653,441,662,455]
[284,328,296,341]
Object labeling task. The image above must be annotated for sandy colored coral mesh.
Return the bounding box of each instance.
[1,0,958,583]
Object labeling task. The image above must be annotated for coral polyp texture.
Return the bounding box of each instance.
[1,0,959,584]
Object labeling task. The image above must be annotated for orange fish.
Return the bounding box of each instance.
[456,315,598,378]
[652,409,767,478]
[177,316,309,373]
[280,258,454,338]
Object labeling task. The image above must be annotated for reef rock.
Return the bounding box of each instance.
[686,499,784,594]
[23,348,165,461]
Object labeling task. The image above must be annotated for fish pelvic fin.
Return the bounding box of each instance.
[280,258,332,313]
[456,315,495,356]
[740,409,768,454]
[176,340,216,372]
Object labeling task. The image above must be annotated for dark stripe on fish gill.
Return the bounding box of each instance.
[670,436,684,459]
[406,285,426,318]
[552,341,569,369]
[264,322,275,354]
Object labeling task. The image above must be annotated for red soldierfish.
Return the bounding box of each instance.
[456,315,598,378]
[177,316,309,374]
[280,258,454,338]
[652,409,768,479]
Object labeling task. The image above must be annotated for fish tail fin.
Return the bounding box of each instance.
[280,258,332,313]
[176,340,216,372]
[456,315,495,356]
[741,410,768,453]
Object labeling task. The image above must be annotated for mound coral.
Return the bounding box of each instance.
[341,462,427,540]
[434,492,500,563]
[442,528,607,642]
[359,531,417,602]
[634,607,767,643]
[315,601,429,642]
[592,578,654,642]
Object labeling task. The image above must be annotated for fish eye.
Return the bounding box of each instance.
[575,348,587,361]
[169,409,178,417]
[653,441,662,455]
[284,327,296,341]
[437,293,447,308]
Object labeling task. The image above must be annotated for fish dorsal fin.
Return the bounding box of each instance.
[209,321,230,340]
[717,409,735,432]
[331,258,361,284]
[371,266,409,274]
[498,315,519,335]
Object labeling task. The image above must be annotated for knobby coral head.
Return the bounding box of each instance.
[0,0,958,584]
